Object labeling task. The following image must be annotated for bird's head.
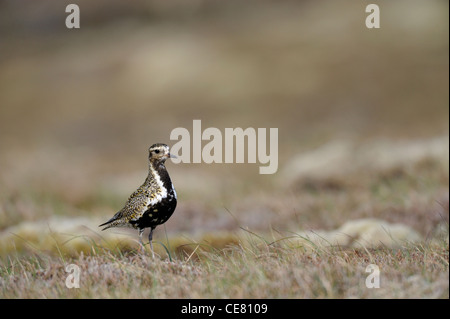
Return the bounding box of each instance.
[148,143,176,164]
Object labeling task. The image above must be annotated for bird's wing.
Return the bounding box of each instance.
[121,188,152,222]
[99,187,151,230]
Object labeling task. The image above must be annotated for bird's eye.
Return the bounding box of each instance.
[154,149,160,154]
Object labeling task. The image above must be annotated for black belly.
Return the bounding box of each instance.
[131,197,177,230]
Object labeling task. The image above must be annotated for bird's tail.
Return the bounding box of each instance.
[99,212,122,231]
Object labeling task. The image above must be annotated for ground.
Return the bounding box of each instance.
[0,0,448,298]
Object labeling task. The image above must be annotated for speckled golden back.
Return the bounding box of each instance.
[99,143,177,234]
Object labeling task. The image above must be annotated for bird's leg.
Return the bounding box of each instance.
[138,228,145,253]
[148,227,155,259]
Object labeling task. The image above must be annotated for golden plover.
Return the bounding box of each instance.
[99,143,177,257]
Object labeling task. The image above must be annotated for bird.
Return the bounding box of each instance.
[99,143,177,257]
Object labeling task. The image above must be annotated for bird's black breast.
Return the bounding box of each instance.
[129,161,177,230]
[131,189,177,230]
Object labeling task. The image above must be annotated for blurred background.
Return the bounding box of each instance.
[0,0,448,255]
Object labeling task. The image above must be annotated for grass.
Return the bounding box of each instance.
[0,1,448,299]
[0,236,447,298]
[0,135,448,299]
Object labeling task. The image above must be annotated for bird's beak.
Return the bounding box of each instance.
[169,153,177,159]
